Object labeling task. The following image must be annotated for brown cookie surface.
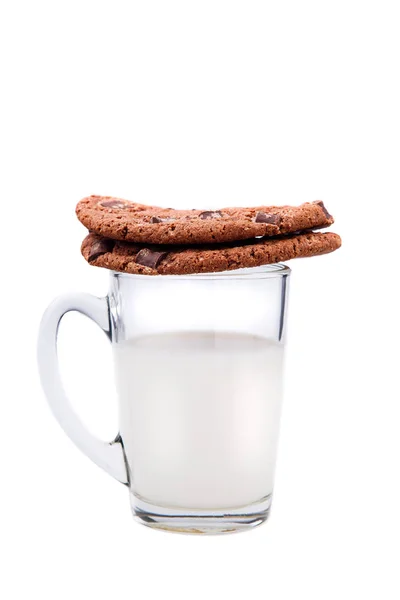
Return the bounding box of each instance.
[76,195,334,245]
[81,231,341,276]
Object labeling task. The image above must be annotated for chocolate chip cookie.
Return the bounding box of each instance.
[81,231,341,276]
[76,195,334,245]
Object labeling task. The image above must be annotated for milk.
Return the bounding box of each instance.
[114,332,284,510]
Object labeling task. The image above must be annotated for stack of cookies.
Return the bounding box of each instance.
[76,196,341,275]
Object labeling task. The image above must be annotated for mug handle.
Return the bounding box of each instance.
[37,293,128,484]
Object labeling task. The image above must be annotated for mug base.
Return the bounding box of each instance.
[130,493,272,535]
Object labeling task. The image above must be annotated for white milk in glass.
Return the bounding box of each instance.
[114,331,284,510]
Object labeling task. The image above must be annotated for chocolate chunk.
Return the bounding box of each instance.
[100,200,127,209]
[135,248,168,269]
[199,211,222,219]
[255,211,280,225]
[315,201,332,220]
[88,239,115,262]
[151,216,175,223]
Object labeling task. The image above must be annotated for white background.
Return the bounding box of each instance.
[1,1,399,598]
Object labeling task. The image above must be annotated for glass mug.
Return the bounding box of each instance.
[38,264,290,534]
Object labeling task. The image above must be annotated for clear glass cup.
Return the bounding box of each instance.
[38,264,290,534]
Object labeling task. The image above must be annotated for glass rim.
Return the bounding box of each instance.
[111,263,291,281]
